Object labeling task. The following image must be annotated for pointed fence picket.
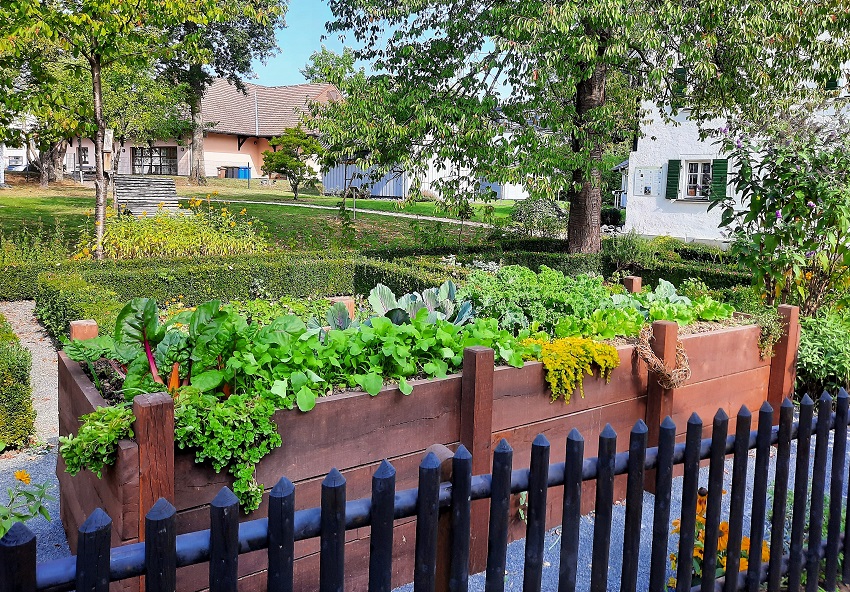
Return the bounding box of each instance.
[4,393,850,592]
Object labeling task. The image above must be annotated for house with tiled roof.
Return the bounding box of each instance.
[64,79,339,179]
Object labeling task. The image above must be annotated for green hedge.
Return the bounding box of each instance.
[33,252,357,339]
[0,314,34,447]
[0,263,48,301]
[34,272,124,340]
[354,257,470,296]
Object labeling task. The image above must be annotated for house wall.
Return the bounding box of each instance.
[2,145,29,171]
[624,105,738,243]
[66,138,190,177]
[323,157,530,200]
[202,133,271,178]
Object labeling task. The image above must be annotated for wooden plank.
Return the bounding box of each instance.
[174,379,462,511]
[175,448,441,532]
[678,324,770,385]
[133,393,175,541]
[767,305,800,415]
[491,347,646,432]
[459,347,494,574]
[670,366,771,430]
[645,321,677,494]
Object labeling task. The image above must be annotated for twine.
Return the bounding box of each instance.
[636,325,691,390]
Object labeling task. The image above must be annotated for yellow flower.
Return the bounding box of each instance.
[761,541,770,562]
[14,470,31,485]
[739,558,748,572]
[240,208,247,215]
[229,221,236,227]
[671,519,681,534]
[247,221,253,225]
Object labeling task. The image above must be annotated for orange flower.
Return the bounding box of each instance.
[14,470,31,485]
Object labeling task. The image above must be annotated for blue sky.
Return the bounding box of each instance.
[251,0,347,87]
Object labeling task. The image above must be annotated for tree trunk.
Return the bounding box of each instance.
[189,75,207,185]
[51,141,67,181]
[0,143,5,186]
[567,41,609,254]
[91,56,107,260]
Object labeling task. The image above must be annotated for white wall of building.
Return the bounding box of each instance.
[624,106,738,242]
[322,157,530,200]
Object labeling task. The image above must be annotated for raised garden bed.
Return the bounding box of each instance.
[57,304,800,592]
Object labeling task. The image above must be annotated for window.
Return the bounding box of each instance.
[7,156,22,166]
[79,147,89,165]
[132,146,178,175]
[684,161,712,200]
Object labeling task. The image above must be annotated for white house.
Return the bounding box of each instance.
[622,105,735,244]
[322,157,530,200]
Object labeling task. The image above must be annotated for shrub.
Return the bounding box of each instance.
[0,314,35,447]
[35,252,356,339]
[510,197,569,237]
[600,206,624,227]
[34,272,124,340]
[797,310,850,398]
[714,103,850,315]
[74,202,268,260]
[353,257,469,296]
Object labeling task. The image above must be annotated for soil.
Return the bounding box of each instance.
[81,359,127,405]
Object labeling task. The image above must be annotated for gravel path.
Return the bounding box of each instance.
[0,301,69,561]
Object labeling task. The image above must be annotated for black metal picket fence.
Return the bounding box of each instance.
[2,391,850,592]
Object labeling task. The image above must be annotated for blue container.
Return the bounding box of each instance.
[238,167,251,179]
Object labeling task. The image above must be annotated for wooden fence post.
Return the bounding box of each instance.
[644,321,678,494]
[767,304,800,421]
[623,276,642,294]
[69,320,98,341]
[133,392,174,541]
[459,346,494,575]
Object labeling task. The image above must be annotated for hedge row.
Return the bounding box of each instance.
[353,257,470,296]
[0,314,34,448]
[34,252,357,339]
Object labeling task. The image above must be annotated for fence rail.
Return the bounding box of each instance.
[2,391,850,592]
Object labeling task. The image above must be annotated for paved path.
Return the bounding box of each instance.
[0,301,69,561]
[203,198,493,228]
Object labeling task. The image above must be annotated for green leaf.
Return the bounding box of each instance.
[296,386,317,411]
[398,376,413,395]
[355,373,384,396]
[191,370,225,392]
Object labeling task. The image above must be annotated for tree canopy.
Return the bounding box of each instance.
[262,128,324,199]
[320,0,850,252]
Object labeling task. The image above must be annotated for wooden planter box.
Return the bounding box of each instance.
[57,305,800,592]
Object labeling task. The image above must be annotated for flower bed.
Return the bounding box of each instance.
[56,300,800,592]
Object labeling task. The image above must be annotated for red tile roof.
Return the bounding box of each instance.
[201,79,340,137]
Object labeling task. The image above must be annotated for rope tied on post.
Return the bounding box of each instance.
[636,325,691,389]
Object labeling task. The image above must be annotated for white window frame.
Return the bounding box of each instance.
[79,146,89,165]
[680,159,712,201]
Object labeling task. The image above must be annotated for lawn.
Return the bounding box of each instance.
[0,174,489,250]
[175,177,516,223]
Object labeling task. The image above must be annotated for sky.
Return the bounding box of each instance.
[250,0,348,87]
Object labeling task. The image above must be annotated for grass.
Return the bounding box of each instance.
[175,177,515,223]
[0,173,490,252]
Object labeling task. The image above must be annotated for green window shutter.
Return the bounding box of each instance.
[665,160,681,200]
[672,67,687,108]
[710,159,728,200]
[826,77,839,91]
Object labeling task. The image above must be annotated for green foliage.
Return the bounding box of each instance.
[712,101,850,316]
[33,252,355,340]
[509,197,568,238]
[460,266,613,332]
[74,203,268,260]
[62,299,531,509]
[0,471,54,539]
[797,310,850,398]
[34,271,124,340]
[175,387,281,511]
[364,281,473,326]
[0,314,34,448]
[321,0,850,252]
[59,404,135,478]
[353,256,469,297]
[262,129,325,199]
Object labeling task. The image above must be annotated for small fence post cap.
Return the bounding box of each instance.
[69,319,98,341]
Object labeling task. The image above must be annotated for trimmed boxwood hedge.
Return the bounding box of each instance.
[34,251,357,339]
[354,257,470,296]
[0,314,35,448]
